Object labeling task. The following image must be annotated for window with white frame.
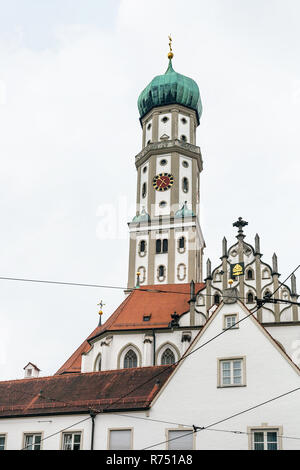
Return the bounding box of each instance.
[167,429,194,450]
[251,429,280,450]
[0,435,6,450]
[219,358,245,387]
[109,429,132,450]
[62,432,82,450]
[24,433,42,450]
[224,314,238,329]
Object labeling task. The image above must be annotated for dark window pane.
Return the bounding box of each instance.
[179,237,185,249]
[161,348,175,365]
[124,350,138,369]
[163,239,168,253]
[156,239,161,253]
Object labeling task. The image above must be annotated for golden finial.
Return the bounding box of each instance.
[168,34,174,60]
[97,300,105,316]
[228,279,234,286]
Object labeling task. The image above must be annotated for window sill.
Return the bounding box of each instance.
[217,384,246,388]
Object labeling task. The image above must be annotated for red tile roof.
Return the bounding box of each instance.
[0,366,174,418]
[55,283,205,375]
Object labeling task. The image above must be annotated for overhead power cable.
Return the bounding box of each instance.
[19,264,300,449]
[142,385,300,450]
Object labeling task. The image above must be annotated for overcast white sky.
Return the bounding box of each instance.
[0,0,299,380]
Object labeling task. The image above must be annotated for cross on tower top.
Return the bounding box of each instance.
[233,217,248,239]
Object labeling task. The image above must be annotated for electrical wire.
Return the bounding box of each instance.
[15,264,300,449]
[142,385,300,450]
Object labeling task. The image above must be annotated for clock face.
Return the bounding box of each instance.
[152,173,174,191]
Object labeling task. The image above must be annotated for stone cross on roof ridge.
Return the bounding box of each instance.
[233,217,248,239]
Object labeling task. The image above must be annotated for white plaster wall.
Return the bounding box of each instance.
[135,232,149,286]
[158,113,171,140]
[265,324,300,368]
[146,301,300,450]
[179,155,192,209]
[145,119,153,144]
[140,161,149,210]
[174,230,188,284]
[0,414,91,450]
[154,244,168,285]
[178,113,190,142]
[154,155,171,217]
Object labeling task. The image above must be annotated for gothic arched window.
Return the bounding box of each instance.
[247,292,254,304]
[124,350,138,369]
[140,240,146,253]
[161,348,175,365]
[214,294,220,305]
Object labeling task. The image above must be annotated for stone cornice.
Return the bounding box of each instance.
[135,139,203,172]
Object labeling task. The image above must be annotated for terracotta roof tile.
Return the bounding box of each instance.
[55,283,205,375]
[0,366,174,418]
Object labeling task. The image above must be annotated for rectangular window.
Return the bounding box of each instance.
[251,429,279,450]
[224,314,238,329]
[24,434,42,450]
[62,432,82,450]
[219,358,245,387]
[0,435,6,450]
[167,430,194,450]
[109,429,132,450]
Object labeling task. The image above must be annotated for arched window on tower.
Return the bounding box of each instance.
[214,294,220,305]
[162,239,168,253]
[182,177,189,193]
[142,182,147,199]
[161,348,175,365]
[247,292,254,304]
[123,350,138,369]
[246,268,254,280]
[156,239,162,253]
[158,265,165,278]
[140,240,146,254]
[179,237,185,250]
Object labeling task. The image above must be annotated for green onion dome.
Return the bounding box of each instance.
[138,59,202,124]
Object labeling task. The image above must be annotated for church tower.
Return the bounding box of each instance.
[127,42,205,288]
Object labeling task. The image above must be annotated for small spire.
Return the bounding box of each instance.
[97,300,105,326]
[222,237,228,258]
[272,253,279,275]
[291,273,297,296]
[255,233,261,255]
[206,258,212,280]
[168,34,174,60]
[190,280,196,302]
